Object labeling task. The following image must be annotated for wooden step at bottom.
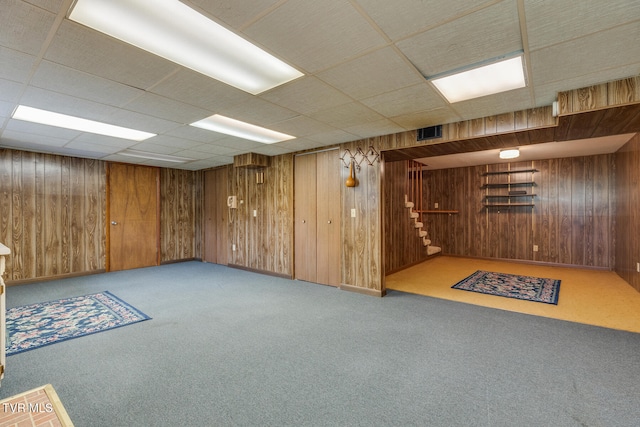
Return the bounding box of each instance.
[427,245,442,255]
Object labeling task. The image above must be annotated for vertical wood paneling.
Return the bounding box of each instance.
[228,155,294,277]
[615,134,640,292]
[397,155,615,270]
[0,149,106,282]
[160,168,198,262]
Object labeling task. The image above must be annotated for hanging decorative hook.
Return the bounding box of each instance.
[339,146,380,172]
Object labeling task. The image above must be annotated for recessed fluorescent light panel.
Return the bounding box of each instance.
[431,56,526,103]
[190,114,295,144]
[118,149,193,163]
[12,105,156,141]
[68,0,304,95]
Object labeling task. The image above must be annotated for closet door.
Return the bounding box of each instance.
[294,150,341,286]
[294,154,317,282]
[315,150,341,286]
[203,168,229,265]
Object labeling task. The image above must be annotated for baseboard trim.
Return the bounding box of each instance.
[6,269,107,287]
[340,283,386,297]
[227,263,293,280]
[443,254,612,271]
[160,257,200,265]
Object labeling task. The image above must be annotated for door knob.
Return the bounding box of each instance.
[302,220,306,223]
[111,221,118,225]
[328,220,332,224]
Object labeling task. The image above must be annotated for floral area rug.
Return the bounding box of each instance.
[6,291,150,356]
[451,270,560,305]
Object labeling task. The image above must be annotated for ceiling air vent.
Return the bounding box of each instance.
[417,125,442,141]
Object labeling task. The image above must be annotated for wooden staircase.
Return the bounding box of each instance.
[405,160,441,256]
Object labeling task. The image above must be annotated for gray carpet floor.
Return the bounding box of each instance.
[1,261,639,426]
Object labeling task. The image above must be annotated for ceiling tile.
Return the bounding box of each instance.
[356,0,494,40]
[44,21,180,90]
[530,22,640,87]
[1,129,68,148]
[31,60,143,107]
[310,103,385,129]
[64,140,124,154]
[0,0,56,55]
[20,86,120,121]
[122,92,210,124]
[216,98,299,128]
[317,46,425,100]
[244,0,387,72]
[188,0,282,28]
[343,118,407,138]
[150,68,253,112]
[5,117,81,139]
[0,47,36,83]
[361,83,449,118]
[396,1,522,77]
[269,115,337,137]
[260,77,353,115]
[525,0,640,51]
[0,78,25,103]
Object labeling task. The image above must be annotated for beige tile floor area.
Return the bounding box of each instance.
[385,256,640,333]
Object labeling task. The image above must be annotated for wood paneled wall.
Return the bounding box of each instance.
[415,155,615,268]
[0,149,106,281]
[383,161,431,273]
[229,155,294,276]
[340,141,382,293]
[0,148,203,282]
[160,168,202,262]
[615,133,640,292]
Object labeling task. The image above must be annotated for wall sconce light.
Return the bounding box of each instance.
[499,148,520,159]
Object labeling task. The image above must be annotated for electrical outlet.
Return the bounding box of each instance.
[253,209,257,217]
[351,209,356,218]
[533,245,539,252]
[434,202,439,209]
[637,262,639,273]
[232,244,236,251]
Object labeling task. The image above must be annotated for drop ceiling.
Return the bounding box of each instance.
[1,0,639,170]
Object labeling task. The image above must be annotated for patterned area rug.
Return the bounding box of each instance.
[6,291,150,356]
[451,270,560,304]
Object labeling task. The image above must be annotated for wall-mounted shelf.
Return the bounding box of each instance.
[483,203,535,208]
[484,194,537,199]
[481,182,535,189]
[482,168,538,176]
[482,165,537,209]
[419,210,459,214]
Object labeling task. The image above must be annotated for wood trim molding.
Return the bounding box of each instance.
[340,283,386,297]
[557,76,640,115]
[227,263,293,280]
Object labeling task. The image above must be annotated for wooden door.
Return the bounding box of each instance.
[203,168,228,264]
[108,163,159,271]
[316,150,341,286]
[294,154,317,282]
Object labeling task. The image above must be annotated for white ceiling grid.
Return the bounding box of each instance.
[0,0,638,169]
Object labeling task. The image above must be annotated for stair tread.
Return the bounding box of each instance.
[427,246,442,255]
